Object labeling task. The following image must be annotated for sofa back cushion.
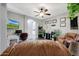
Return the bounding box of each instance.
[65,33,77,40]
[1,40,71,56]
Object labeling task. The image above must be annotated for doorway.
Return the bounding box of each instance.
[27,19,38,40]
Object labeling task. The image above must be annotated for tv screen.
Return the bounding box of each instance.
[15,30,22,35]
[38,26,43,29]
[70,16,78,29]
[7,19,19,29]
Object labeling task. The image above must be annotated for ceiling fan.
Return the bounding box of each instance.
[34,7,51,18]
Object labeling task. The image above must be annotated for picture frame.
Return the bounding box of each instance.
[52,19,57,23]
[60,17,66,22]
[45,19,57,24]
[60,22,66,27]
[60,17,66,27]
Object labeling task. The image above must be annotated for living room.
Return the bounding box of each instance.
[0,3,79,56]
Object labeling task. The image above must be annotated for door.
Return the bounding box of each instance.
[27,19,38,40]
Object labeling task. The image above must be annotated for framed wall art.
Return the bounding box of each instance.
[60,17,66,22]
[60,22,66,27]
[60,17,66,27]
[45,19,57,24]
[52,19,57,23]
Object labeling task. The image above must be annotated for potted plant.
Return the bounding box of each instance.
[67,3,79,19]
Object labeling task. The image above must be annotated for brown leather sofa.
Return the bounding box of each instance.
[57,32,77,44]
[1,40,71,56]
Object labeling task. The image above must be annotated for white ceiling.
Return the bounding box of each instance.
[7,3,68,19]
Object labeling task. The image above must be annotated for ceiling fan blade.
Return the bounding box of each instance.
[40,8,43,11]
[40,7,44,12]
[35,14,39,16]
[40,9,43,12]
[44,9,48,12]
[35,13,40,16]
[34,11,39,13]
[45,13,51,15]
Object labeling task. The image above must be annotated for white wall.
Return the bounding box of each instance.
[0,4,8,53]
[7,11,40,46]
[7,11,25,32]
[7,11,41,33]
[24,16,40,39]
[43,13,79,35]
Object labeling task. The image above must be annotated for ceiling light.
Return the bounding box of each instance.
[39,12,44,16]
[34,6,51,18]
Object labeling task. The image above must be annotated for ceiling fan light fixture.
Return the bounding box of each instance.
[34,6,51,18]
[39,12,44,16]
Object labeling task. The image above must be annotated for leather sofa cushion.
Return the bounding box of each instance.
[65,33,77,39]
[1,40,71,56]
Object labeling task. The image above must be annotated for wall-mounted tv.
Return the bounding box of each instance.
[70,16,78,29]
[7,19,19,29]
